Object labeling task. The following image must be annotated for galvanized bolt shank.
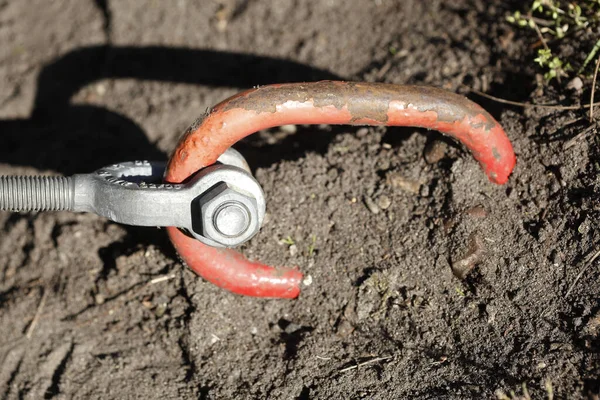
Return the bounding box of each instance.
[0,176,74,211]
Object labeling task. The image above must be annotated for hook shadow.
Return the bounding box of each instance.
[0,44,341,257]
[0,45,341,175]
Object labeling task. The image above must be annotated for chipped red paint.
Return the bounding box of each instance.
[167,229,302,298]
[165,81,516,298]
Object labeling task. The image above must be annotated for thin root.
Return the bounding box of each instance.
[466,87,600,111]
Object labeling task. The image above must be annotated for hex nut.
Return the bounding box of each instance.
[195,182,260,247]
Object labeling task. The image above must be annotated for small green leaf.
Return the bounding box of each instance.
[281,236,295,245]
[534,48,552,67]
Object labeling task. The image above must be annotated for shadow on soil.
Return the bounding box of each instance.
[0,45,341,175]
[0,45,341,263]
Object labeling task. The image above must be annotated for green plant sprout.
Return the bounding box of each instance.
[507,0,600,81]
[534,48,572,81]
[281,236,295,246]
[307,234,317,257]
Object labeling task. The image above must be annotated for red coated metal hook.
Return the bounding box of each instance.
[165,81,516,299]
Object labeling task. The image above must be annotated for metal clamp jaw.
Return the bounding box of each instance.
[0,148,265,249]
[87,149,265,248]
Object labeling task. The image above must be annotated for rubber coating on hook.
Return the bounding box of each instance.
[165,81,516,299]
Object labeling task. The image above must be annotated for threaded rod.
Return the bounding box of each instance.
[0,176,74,212]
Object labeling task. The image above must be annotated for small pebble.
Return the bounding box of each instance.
[550,180,561,195]
[95,83,106,96]
[566,77,583,92]
[486,305,496,324]
[154,302,168,317]
[387,172,420,194]
[387,211,395,221]
[419,184,430,197]
[465,205,487,218]
[327,168,339,180]
[364,196,380,214]
[141,299,153,309]
[280,124,297,134]
[154,295,169,317]
[537,362,547,370]
[452,232,486,279]
[376,195,391,210]
[356,127,369,137]
[423,140,447,164]
[214,4,231,32]
[262,212,271,226]
[283,321,303,334]
[584,311,600,336]
[336,320,354,338]
[302,274,313,286]
[578,217,591,235]
[549,343,562,351]
[550,250,560,265]
[289,244,298,257]
[94,293,105,305]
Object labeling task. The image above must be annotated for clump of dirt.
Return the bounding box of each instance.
[0,0,598,398]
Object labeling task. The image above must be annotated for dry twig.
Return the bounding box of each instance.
[26,288,48,339]
[528,12,550,51]
[339,356,393,373]
[563,122,598,149]
[590,56,600,121]
[565,247,600,298]
[466,87,600,110]
[149,273,177,285]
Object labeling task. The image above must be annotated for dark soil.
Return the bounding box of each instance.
[0,0,598,398]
